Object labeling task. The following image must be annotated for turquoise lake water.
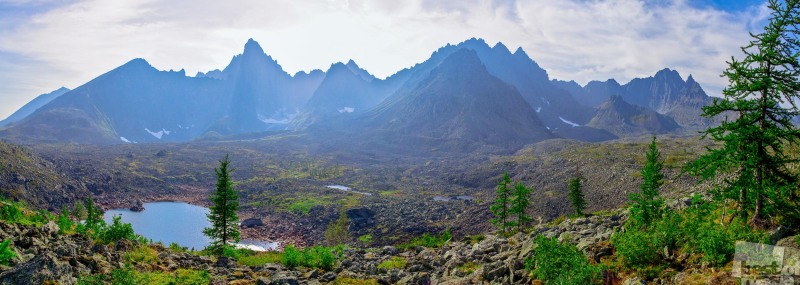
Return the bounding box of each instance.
[104,201,280,251]
[104,201,213,250]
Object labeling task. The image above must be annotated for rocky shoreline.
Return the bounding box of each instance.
[0,210,632,285]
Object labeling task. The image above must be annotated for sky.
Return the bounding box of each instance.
[0,0,772,119]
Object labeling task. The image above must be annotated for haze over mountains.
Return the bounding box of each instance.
[0,38,713,151]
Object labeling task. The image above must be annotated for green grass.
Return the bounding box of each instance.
[238,251,283,267]
[456,261,479,275]
[377,256,406,270]
[400,230,451,249]
[78,268,209,285]
[136,269,210,285]
[124,245,158,265]
[359,234,373,244]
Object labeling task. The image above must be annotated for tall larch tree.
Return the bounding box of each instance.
[687,0,800,226]
[491,172,513,234]
[509,182,533,232]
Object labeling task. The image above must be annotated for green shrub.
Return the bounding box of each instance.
[525,235,601,285]
[611,228,664,269]
[281,245,300,269]
[222,245,241,260]
[469,234,485,244]
[278,245,338,270]
[97,215,137,243]
[377,256,406,270]
[300,246,337,270]
[0,203,22,222]
[56,207,74,234]
[124,245,158,265]
[137,269,210,285]
[359,234,373,244]
[402,230,451,249]
[168,242,187,253]
[0,239,15,266]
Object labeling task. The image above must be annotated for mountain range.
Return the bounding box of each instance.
[0,38,714,151]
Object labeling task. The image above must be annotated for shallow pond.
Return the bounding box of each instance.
[104,201,277,251]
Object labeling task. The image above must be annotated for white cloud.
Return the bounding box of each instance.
[0,0,769,119]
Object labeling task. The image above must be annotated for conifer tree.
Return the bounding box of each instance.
[567,176,586,217]
[630,136,664,227]
[509,182,533,232]
[84,197,102,232]
[687,0,800,225]
[490,172,513,233]
[324,211,351,245]
[203,154,240,256]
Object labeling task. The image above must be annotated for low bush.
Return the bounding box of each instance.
[97,215,137,244]
[281,245,300,269]
[611,227,664,270]
[300,246,337,270]
[0,203,22,223]
[525,235,601,285]
[359,234,373,244]
[124,245,158,265]
[78,268,210,285]
[137,269,210,285]
[0,239,15,266]
[168,242,187,253]
[401,230,452,249]
[377,256,406,270]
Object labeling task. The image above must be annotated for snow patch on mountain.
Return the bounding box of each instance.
[145,128,171,139]
[559,117,581,127]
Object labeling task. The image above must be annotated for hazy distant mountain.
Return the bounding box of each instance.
[1,58,228,143]
[0,37,714,148]
[378,39,593,134]
[559,68,713,129]
[0,87,70,127]
[587,95,680,137]
[359,49,554,149]
[296,61,386,127]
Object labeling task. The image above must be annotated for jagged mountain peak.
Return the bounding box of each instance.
[686,74,696,85]
[243,38,266,56]
[492,42,511,54]
[117,58,155,72]
[653,68,683,83]
[513,47,530,59]
[345,59,375,82]
[431,48,488,77]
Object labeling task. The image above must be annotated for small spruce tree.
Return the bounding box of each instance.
[567,176,586,217]
[203,154,240,256]
[490,172,513,233]
[324,211,352,245]
[57,206,74,234]
[630,136,665,227]
[71,201,87,221]
[509,182,533,232]
[83,197,103,233]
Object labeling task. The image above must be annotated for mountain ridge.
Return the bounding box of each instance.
[0,38,714,149]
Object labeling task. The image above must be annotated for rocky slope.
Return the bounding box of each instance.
[0,210,628,285]
[3,202,782,285]
[0,141,88,210]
